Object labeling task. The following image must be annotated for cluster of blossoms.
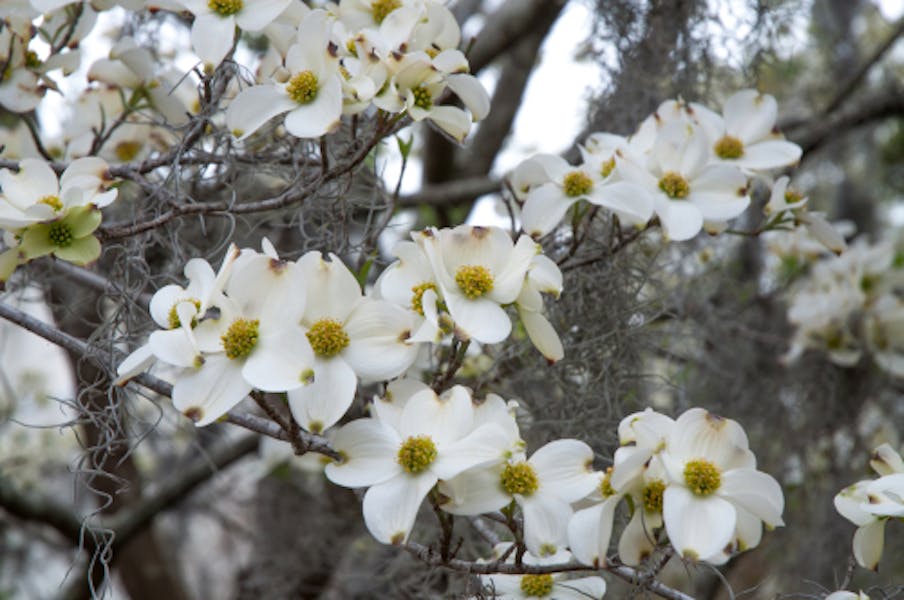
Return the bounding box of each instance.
[835,443,904,571]
[0,158,117,281]
[223,1,489,142]
[2,0,488,161]
[117,224,563,428]
[325,385,783,589]
[510,89,841,250]
[782,237,904,377]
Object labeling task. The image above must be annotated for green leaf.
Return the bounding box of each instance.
[396,134,414,160]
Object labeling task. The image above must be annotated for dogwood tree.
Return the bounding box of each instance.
[1,1,903,599]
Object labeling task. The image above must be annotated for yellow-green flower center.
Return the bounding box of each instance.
[563,170,593,197]
[397,435,437,474]
[167,298,202,329]
[412,85,433,111]
[643,479,666,512]
[207,0,243,16]
[714,135,744,159]
[454,265,493,299]
[410,282,438,316]
[306,318,350,358]
[114,140,143,162]
[39,195,63,212]
[25,50,42,70]
[372,0,402,24]
[500,461,539,496]
[683,459,721,497]
[785,189,804,204]
[286,71,319,105]
[600,157,616,179]
[48,222,74,247]
[658,171,690,199]
[600,467,616,498]
[221,318,260,360]
[520,574,554,597]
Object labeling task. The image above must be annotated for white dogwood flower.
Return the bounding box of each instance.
[835,443,904,571]
[226,10,343,139]
[418,225,536,344]
[287,250,419,433]
[661,408,784,563]
[325,385,509,544]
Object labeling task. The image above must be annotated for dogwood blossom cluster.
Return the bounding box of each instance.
[782,237,904,376]
[224,2,489,142]
[0,157,117,281]
[117,224,563,427]
[567,407,783,566]
[511,90,808,242]
[835,443,904,571]
[325,384,783,586]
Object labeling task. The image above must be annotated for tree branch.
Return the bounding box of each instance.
[402,540,696,600]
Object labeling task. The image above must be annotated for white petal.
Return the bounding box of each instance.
[735,139,801,170]
[172,355,251,426]
[325,418,402,488]
[724,90,777,143]
[719,468,784,527]
[343,300,419,381]
[589,181,654,225]
[445,74,490,121]
[491,234,539,304]
[433,423,510,480]
[148,328,200,368]
[115,344,155,383]
[655,198,703,242]
[530,439,598,502]
[426,105,472,143]
[520,183,578,238]
[445,294,511,344]
[438,466,509,515]
[287,356,357,432]
[363,473,437,544]
[242,327,313,392]
[1,159,58,206]
[235,0,291,30]
[663,486,736,562]
[399,385,473,445]
[618,507,662,566]
[568,497,619,567]
[297,251,362,322]
[191,14,235,67]
[552,578,607,600]
[734,505,762,552]
[519,308,564,363]
[852,518,886,571]
[520,493,571,556]
[284,76,343,138]
[226,85,297,140]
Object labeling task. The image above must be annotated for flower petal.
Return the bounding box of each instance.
[226,85,297,140]
[325,418,402,488]
[362,473,437,544]
[663,486,736,562]
[283,77,343,139]
[530,439,598,502]
[568,497,619,567]
[287,356,357,432]
[172,354,252,426]
[719,468,784,527]
[520,492,572,556]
